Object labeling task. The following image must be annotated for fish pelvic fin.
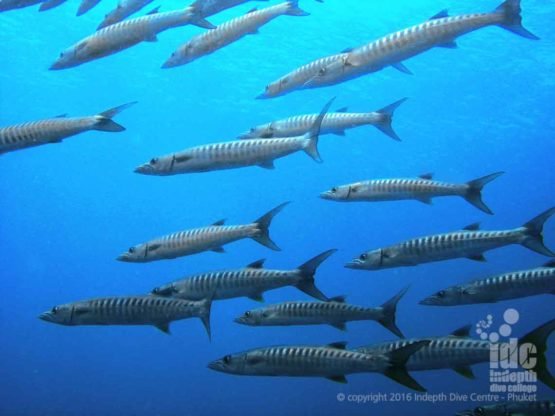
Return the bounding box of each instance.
[495,0,539,40]
[384,340,430,392]
[304,97,335,162]
[252,202,290,251]
[286,0,309,16]
[94,101,137,132]
[521,207,555,256]
[374,97,408,141]
[519,318,555,390]
[295,249,336,301]
[378,286,409,338]
[463,171,504,215]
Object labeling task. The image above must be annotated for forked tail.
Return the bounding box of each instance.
[495,0,539,40]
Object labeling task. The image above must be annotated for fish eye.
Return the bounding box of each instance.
[59,52,64,58]
[245,311,251,317]
[437,290,446,298]
[318,68,327,75]
[51,306,59,314]
[150,158,158,165]
[128,247,135,253]
[331,187,337,193]
[351,186,358,193]
[359,253,367,261]
[223,355,232,364]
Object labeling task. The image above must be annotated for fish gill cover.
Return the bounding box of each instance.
[0,0,554,415]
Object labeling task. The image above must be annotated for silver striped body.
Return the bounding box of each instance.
[241,112,386,139]
[42,296,206,327]
[98,0,155,29]
[238,300,382,326]
[155,267,305,300]
[52,8,196,69]
[0,116,99,154]
[166,2,293,67]
[356,336,490,372]
[120,223,260,262]
[261,52,348,98]
[136,136,312,175]
[325,178,467,202]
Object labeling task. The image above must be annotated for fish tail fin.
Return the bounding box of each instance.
[374,97,407,141]
[286,0,310,16]
[94,101,137,132]
[495,0,539,40]
[383,341,430,392]
[199,297,213,341]
[304,97,335,162]
[378,287,408,338]
[463,171,504,215]
[252,202,290,250]
[519,318,555,390]
[295,249,337,301]
[521,207,555,256]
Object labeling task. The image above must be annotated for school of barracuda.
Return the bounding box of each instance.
[2,0,553,411]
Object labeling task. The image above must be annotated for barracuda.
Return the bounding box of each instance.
[234,287,408,337]
[355,319,555,390]
[208,340,430,391]
[152,249,335,302]
[240,98,406,141]
[421,261,555,306]
[346,207,555,271]
[97,0,155,30]
[118,202,288,263]
[305,0,538,89]
[321,172,503,214]
[134,98,333,175]
[457,400,555,416]
[49,7,214,70]
[0,102,136,155]
[163,1,308,68]
[39,295,212,338]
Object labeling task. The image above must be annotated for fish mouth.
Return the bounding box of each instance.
[134,164,154,175]
[345,259,364,269]
[418,297,439,306]
[161,59,176,69]
[233,317,249,325]
[207,360,225,372]
[49,61,65,71]
[39,312,53,322]
[255,92,269,100]
[116,253,131,262]
[319,191,335,200]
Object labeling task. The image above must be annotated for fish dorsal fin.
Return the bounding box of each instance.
[327,342,347,350]
[329,296,346,303]
[154,322,171,334]
[463,223,480,231]
[147,6,160,15]
[212,219,226,226]
[453,366,475,379]
[451,325,471,338]
[248,293,264,302]
[247,259,265,269]
[247,7,257,14]
[419,173,433,180]
[543,260,555,268]
[54,113,68,118]
[429,9,449,20]
[391,62,413,75]
[335,107,348,113]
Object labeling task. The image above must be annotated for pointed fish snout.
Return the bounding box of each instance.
[345,260,362,269]
[39,312,52,321]
[116,253,130,262]
[207,360,223,371]
[134,164,152,174]
[255,92,268,100]
[319,191,333,200]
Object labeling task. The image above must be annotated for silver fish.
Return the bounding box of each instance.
[457,401,555,416]
[163,1,308,68]
[321,172,503,214]
[134,98,333,175]
[152,249,335,302]
[239,98,406,141]
[0,102,136,155]
[117,202,288,263]
[257,52,348,99]
[208,340,430,391]
[50,7,214,70]
[97,0,155,30]
[355,319,555,390]
[306,0,538,89]
[234,287,407,337]
[421,261,555,306]
[346,207,555,271]
[39,295,212,338]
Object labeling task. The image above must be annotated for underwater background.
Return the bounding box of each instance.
[1,0,554,414]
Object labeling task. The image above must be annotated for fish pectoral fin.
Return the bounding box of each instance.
[258,160,275,170]
[325,375,348,384]
[248,293,265,302]
[329,322,347,331]
[54,113,68,118]
[415,196,433,205]
[212,247,225,253]
[246,259,265,269]
[391,62,413,75]
[466,254,487,262]
[212,219,226,226]
[154,322,171,334]
[438,40,458,49]
[335,106,348,113]
[453,366,475,379]
[463,222,481,231]
[418,173,433,180]
[327,341,347,350]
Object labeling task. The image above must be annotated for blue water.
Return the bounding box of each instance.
[1,0,554,415]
